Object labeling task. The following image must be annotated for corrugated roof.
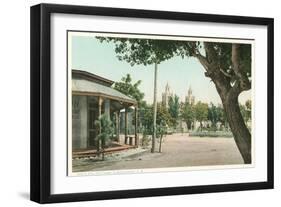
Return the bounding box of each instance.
[72,79,137,105]
[72,69,114,87]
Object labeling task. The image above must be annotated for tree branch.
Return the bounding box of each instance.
[220,68,233,78]
[231,44,251,93]
[192,47,217,78]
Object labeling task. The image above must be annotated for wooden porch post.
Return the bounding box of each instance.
[134,107,139,147]
[97,96,103,153]
[125,107,128,145]
[115,111,120,143]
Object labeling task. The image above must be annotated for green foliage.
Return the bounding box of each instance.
[181,102,195,130]
[239,44,252,78]
[97,36,251,89]
[207,103,220,130]
[195,101,208,122]
[157,105,173,127]
[156,120,168,139]
[140,104,173,134]
[140,105,153,134]
[141,128,151,148]
[240,100,251,123]
[168,95,180,123]
[114,74,144,106]
[194,101,208,130]
[216,104,226,123]
[189,131,233,138]
[96,35,252,161]
[94,114,114,148]
[190,42,251,81]
[97,37,186,65]
[98,37,251,80]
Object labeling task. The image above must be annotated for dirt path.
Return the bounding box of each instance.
[73,133,244,172]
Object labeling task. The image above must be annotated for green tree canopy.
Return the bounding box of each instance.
[97,36,252,163]
[97,37,184,65]
[217,104,226,122]
[194,101,208,130]
[208,103,219,129]
[98,37,251,89]
[240,100,251,123]
[113,74,144,106]
[141,104,173,134]
[181,102,195,130]
[168,95,180,126]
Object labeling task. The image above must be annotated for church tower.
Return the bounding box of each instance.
[185,86,195,105]
[162,82,173,108]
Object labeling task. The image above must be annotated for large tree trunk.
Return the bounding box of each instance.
[211,74,252,164]
[194,42,252,164]
[222,94,252,164]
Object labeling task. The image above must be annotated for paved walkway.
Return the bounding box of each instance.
[72,133,244,172]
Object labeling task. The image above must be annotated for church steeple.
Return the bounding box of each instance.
[162,82,173,108]
[165,82,171,94]
[188,86,192,96]
[185,86,195,105]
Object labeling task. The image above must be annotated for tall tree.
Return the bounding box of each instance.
[97,37,252,163]
[216,104,228,130]
[141,103,172,134]
[194,101,208,131]
[181,102,195,130]
[95,114,114,160]
[168,95,180,127]
[240,100,251,124]
[114,74,144,106]
[98,37,177,152]
[208,103,219,130]
[190,43,252,163]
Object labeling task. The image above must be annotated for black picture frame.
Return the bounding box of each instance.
[30,3,274,204]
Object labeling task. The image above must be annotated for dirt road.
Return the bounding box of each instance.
[73,133,244,172]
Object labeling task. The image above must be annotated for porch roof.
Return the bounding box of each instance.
[72,79,137,105]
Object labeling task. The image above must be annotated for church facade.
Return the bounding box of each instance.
[161,83,197,132]
[185,86,195,105]
[161,82,196,108]
[161,83,173,108]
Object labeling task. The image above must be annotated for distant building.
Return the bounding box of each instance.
[185,86,195,105]
[160,84,200,132]
[162,82,173,108]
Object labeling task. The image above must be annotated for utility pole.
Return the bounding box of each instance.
[152,61,158,153]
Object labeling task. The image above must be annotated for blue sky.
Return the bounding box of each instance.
[71,35,251,105]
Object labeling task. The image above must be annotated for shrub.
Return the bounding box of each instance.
[189,131,233,138]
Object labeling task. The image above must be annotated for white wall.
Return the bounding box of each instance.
[0,0,279,206]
